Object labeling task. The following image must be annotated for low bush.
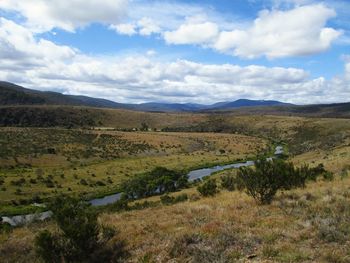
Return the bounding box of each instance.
[220,174,236,191]
[197,179,218,197]
[237,158,325,204]
[35,196,128,262]
[160,193,188,205]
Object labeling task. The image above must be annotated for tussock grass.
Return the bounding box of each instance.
[2,176,349,262]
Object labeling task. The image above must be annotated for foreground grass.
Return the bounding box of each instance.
[1,175,349,262]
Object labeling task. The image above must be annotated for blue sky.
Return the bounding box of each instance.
[0,0,349,104]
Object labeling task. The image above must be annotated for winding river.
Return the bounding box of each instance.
[2,146,283,226]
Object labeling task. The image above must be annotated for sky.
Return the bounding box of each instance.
[0,0,349,105]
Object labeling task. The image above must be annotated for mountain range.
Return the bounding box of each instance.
[0,81,290,112]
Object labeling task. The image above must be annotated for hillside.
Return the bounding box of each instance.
[1,175,349,262]
[210,103,350,118]
[0,81,128,109]
[0,81,290,112]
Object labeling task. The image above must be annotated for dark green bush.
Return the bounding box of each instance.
[160,193,188,205]
[197,179,218,197]
[237,158,325,204]
[122,167,188,199]
[220,174,236,191]
[80,179,88,185]
[10,178,25,186]
[35,196,127,262]
[322,171,334,181]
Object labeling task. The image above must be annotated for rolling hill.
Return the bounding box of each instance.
[0,81,290,112]
[0,81,128,109]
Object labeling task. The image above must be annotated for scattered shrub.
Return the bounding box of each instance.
[35,196,128,262]
[220,174,236,191]
[322,171,334,181]
[197,179,218,197]
[95,181,106,186]
[10,178,26,186]
[80,179,88,185]
[29,178,37,184]
[160,193,188,205]
[237,158,325,204]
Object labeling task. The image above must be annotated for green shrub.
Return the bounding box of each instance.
[80,179,88,185]
[35,230,62,263]
[122,167,188,199]
[197,179,218,197]
[35,196,127,262]
[237,158,324,204]
[322,171,334,181]
[160,193,188,205]
[220,174,236,191]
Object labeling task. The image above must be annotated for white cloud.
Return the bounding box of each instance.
[146,50,157,56]
[0,14,349,105]
[110,1,243,38]
[164,22,219,45]
[110,23,136,36]
[0,0,128,32]
[1,1,341,59]
[137,18,161,36]
[214,4,342,58]
[0,18,76,65]
[110,17,161,36]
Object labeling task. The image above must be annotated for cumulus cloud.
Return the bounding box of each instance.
[0,1,341,59]
[129,3,341,59]
[110,23,136,36]
[0,0,128,32]
[0,14,349,104]
[164,22,219,45]
[0,18,76,67]
[110,17,162,36]
[214,4,342,58]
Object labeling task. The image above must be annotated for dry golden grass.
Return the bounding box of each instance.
[1,176,349,263]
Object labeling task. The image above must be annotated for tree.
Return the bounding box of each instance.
[35,196,127,262]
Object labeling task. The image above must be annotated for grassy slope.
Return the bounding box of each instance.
[1,175,349,262]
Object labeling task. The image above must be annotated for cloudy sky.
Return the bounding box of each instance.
[0,0,349,104]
